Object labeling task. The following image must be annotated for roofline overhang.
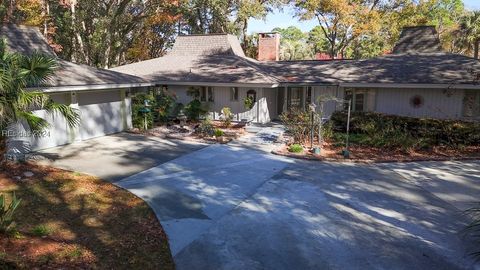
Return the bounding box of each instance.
[339,82,480,89]
[30,82,155,93]
[152,80,279,88]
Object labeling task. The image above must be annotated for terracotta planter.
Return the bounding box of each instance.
[216,136,227,143]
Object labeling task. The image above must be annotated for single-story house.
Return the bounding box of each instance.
[112,26,480,123]
[2,24,152,157]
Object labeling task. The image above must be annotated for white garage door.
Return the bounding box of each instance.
[78,90,126,140]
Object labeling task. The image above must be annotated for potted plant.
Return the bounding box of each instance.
[214,129,226,143]
[243,96,254,110]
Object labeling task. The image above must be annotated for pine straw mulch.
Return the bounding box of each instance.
[129,120,247,143]
[273,142,480,163]
[0,162,174,270]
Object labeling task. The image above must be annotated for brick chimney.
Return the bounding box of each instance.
[257,32,280,61]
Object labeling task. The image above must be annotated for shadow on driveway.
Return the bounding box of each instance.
[34,132,209,182]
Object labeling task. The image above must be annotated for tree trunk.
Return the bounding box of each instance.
[70,1,88,64]
[474,38,479,59]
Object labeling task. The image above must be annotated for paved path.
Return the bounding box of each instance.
[115,126,479,269]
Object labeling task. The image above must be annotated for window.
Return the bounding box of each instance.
[306,86,313,104]
[207,87,214,102]
[200,87,207,102]
[355,93,365,112]
[463,90,480,117]
[200,86,214,102]
[230,87,239,101]
[344,88,366,112]
[287,87,302,108]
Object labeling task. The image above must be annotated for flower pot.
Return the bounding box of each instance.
[216,136,227,143]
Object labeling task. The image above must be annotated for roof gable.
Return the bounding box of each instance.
[0,24,146,89]
[169,34,245,57]
[392,26,442,54]
[0,24,56,56]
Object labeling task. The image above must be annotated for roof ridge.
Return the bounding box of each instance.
[236,56,279,83]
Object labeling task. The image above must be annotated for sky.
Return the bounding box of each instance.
[247,0,480,34]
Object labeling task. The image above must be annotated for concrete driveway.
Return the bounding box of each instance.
[35,132,208,181]
[116,136,480,269]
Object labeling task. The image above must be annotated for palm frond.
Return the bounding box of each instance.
[15,111,49,132]
[16,91,48,110]
[44,101,80,128]
[18,52,57,87]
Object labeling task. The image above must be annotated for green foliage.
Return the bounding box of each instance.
[330,111,480,150]
[288,144,303,153]
[132,93,156,130]
[273,26,307,41]
[185,99,208,121]
[0,192,21,233]
[244,96,254,110]
[221,107,233,127]
[196,118,215,137]
[0,42,79,140]
[31,224,52,237]
[214,129,224,137]
[280,109,315,143]
[154,89,176,123]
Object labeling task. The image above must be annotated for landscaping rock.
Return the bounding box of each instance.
[23,171,34,177]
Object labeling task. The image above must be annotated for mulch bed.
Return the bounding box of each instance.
[272,142,480,163]
[0,162,174,269]
[129,121,247,143]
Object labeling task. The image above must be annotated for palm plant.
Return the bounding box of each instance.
[0,39,80,157]
[459,11,480,59]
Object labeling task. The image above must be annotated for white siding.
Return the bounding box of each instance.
[78,89,128,140]
[168,85,277,123]
[314,86,340,118]
[7,89,131,157]
[375,88,464,119]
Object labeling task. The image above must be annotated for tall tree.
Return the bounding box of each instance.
[458,11,480,59]
[292,0,382,58]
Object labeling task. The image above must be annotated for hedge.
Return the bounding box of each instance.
[329,111,480,149]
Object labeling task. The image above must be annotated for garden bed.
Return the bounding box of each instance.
[273,142,480,163]
[0,162,174,269]
[277,110,480,163]
[129,120,247,144]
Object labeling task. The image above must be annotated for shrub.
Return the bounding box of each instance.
[0,192,21,233]
[154,89,176,123]
[214,129,224,137]
[221,107,233,127]
[244,96,254,110]
[280,108,315,143]
[132,93,156,129]
[330,111,480,150]
[288,144,303,153]
[185,99,208,121]
[167,102,184,121]
[196,118,215,137]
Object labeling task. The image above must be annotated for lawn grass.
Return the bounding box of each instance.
[0,162,174,269]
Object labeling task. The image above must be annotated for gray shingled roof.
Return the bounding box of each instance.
[0,24,56,56]
[0,24,147,89]
[262,53,480,85]
[392,26,442,54]
[114,26,480,86]
[111,34,276,86]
